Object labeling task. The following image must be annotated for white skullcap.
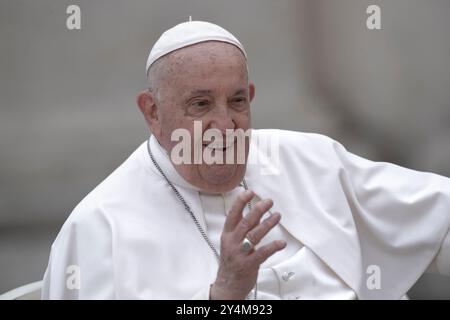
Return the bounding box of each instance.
[146,20,247,75]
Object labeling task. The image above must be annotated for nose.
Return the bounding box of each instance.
[208,104,236,134]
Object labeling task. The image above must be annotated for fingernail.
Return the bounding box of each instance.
[278,240,287,248]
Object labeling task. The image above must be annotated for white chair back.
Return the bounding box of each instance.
[0,281,42,300]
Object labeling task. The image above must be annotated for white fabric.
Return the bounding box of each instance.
[146,21,247,74]
[42,129,450,299]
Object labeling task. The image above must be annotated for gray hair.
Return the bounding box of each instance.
[146,55,168,103]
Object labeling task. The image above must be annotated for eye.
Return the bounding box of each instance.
[231,97,247,104]
[192,100,210,107]
[185,99,212,117]
[230,97,249,111]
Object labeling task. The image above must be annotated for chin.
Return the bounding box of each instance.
[200,164,245,193]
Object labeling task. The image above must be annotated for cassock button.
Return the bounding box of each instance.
[282,271,295,282]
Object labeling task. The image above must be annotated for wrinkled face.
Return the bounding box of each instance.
[142,41,254,193]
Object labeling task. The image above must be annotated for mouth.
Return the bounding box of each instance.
[203,138,236,152]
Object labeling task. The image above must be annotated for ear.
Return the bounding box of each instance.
[136,90,162,138]
[248,82,255,103]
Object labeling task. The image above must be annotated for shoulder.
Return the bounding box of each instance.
[251,128,345,157]
[55,140,153,242]
[252,128,338,145]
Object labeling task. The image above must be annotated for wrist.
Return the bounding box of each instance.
[210,281,245,300]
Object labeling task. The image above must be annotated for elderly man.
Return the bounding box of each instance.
[42,21,450,300]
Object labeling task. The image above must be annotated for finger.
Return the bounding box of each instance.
[234,198,273,241]
[252,240,287,265]
[223,190,255,233]
[245,212,281,246]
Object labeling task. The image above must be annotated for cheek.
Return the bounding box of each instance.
[160,108,184,136]
[161,116,199,150]
[234,111,251,129]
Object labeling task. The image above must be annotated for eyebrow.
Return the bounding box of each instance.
[232,88,247,96]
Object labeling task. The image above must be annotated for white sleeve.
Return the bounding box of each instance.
[41,207,116,299]
[331,137,450,298]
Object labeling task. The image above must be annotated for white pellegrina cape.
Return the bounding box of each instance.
[42,129,450,299]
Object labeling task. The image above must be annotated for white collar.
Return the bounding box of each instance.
[148,134,204,192]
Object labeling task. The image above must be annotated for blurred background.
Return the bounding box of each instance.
[1,0,449,298]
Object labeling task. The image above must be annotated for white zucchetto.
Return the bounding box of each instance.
[146,20,247,74]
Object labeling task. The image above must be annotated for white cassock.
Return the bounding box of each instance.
[41,129,450,299]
